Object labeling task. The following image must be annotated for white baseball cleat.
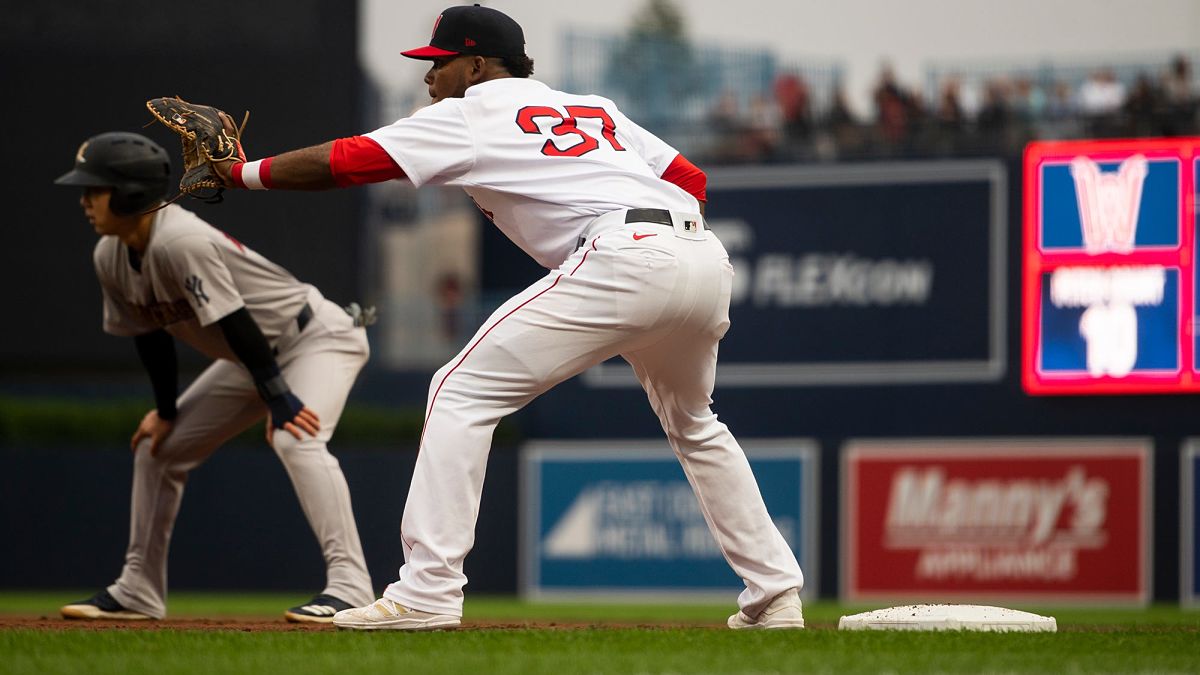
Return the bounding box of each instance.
[332,597,461,631]
[727,589,805,630]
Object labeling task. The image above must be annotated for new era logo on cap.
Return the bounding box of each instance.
[402,4,525,61]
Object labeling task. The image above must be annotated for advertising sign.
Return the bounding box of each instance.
[584,161,1007,387]
[843,438,1150,604]
[522,439,817,599]
[1023,137,1200,394]
[1183,440,1200,606]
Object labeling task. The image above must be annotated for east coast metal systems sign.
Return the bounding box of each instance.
[521,439,818,599]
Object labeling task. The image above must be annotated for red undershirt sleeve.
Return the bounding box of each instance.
[329,136,407,187]
[659,153,707,203]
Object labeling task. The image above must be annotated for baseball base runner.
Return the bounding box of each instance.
[54,132,374,623]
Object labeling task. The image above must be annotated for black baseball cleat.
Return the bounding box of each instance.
[61,589,153,620]
[284,594,356,624]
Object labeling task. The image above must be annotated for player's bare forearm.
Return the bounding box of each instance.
[264,143,338,190]
[222,142,338,191]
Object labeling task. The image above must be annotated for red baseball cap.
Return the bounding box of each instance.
[402,4,526,61]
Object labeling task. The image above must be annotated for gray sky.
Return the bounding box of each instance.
[362,0,1200,116]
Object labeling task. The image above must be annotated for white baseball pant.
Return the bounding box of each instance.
[383,209,804,617]
[108,293,374,618]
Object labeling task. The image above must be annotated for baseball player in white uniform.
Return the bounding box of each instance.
[54,132,375,623]
[210,4,805,630]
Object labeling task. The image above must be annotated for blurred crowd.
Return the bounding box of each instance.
[702,54,1199,164]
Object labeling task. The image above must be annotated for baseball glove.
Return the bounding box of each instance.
[145,97,248,204]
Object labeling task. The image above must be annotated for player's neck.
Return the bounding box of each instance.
[117,212,157,253]
[478,71,512,84]
[469,62,513,90]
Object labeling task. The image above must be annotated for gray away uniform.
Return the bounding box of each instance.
[93,204,373,617]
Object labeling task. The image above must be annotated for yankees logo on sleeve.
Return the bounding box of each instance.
[184,275,211,306]
[160,236,244,325]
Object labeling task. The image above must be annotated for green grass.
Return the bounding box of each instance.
[1,592,1198,674]
[5,627,1195,675]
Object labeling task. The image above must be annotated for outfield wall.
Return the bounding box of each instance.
[1,444,519,598]
[10,150,1200,604]
[2,437,1190,604]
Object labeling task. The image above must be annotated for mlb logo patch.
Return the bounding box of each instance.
[684,220,698,232]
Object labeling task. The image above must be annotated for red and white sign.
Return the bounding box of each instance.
[842,439,1151,604]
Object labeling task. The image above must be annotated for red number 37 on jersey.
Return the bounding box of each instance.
[515,105,627,157]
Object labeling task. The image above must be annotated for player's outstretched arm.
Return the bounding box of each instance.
[220,137,405,192]
[219,143,338,191]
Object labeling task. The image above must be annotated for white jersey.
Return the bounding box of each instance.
[366,78,700,269]
[94,204,314,361]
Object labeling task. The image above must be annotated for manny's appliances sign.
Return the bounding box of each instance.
[842,439,1150,604]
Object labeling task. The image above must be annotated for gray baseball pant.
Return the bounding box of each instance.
[107,299,374,618]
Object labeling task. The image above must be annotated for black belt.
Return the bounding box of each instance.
[625,208,706,231]
[272,302,314,356]
[296,302,313,333]
[625,208,674,226]
[577,209,705,252]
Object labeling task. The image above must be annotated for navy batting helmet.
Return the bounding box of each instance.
[55,132,171,215]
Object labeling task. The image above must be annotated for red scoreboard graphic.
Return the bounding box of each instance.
[842,439,1151,604]
[1023,137,1200,394]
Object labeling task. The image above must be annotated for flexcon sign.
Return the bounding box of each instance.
[1024,137,1200,394]
[584,161,1006,387]
[843,439,1150,604]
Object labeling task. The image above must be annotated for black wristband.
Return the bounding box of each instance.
[255,373,291,400]
[267,390,306,429]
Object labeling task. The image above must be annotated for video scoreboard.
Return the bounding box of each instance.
[1023,138,1200,394]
